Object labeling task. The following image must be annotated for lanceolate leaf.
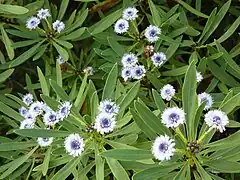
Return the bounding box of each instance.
[14,129,70,138]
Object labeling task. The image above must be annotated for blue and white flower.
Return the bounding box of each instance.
[37,9,51,20]
[29,101,43,116]
[132,65,146,80]
[20,119,34,129]
[151,52,167,67]
[57,101,72,120]
[37,137,53,147]
[161,107,185,128]
[24,111,36,122]
[114,19,129,34]
[19,107,28,117]
[43,111,60,126]
[144,25,161,43]
[83,66,94,75]
[98,100,119,115]
[196,71,203,83]
[152,135,176,161]
[204,110,229,133]
[53,20,65,33]
[94,113,116,134]
[26,17,40,30]
[121,53,138,67]
[198,92,213,110]
[57,55,65,64]
[22,93,34,106]
[64,133,84,157]
[121,67,132,81]
[160,84,175,101]
[122,7,138,21]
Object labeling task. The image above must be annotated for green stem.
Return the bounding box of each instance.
[197,127,212,144]
[175,127,188,144]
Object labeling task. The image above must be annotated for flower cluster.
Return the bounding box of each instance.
[160,84,176,101]
[26,8,65,33]
[94,99,120,134]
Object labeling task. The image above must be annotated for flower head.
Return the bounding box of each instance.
[64,133,84,157]
[94,113,116,134]
[57,55,65,64]
[198,92,213,110]
[37,137,53,147]
[160,84,175,101]
[144,25,161,43]
[132,65,146,80]
[152,135,176,161]
[161,107,185,128]
[196,71,203,83]
[24,111,36,122]
[29,101,43,116]
[114,19,129,34]
[37,9,51,20]
[26,17,40,30]
[122,7,138,21]
[83,66,94,75]
[121,67,132,81]
[98,100,119,115]
[121,53,138,67]
[20,119,34,129]
[53,20,65,33]
[22,93,33,106]
[204,110,229,133]
[43,111,60,126]
[19,107,28,117]
[151,52,167,67]
[57,101,72,120]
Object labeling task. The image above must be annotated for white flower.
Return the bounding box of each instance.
[24,111,36,122]
[43,111,60,126]
[198,92,213,110]
[204,110,229,133]
[37,137,53,147]
[57,101,72,120]
[121,53,138,67]
[37,9,51,20]
[132,65,146,80]
[151,52,167,67]
[20,119,34,129]
[83,66,94,75]
[94,113,116,134]
[53,20,65,33]
[19,107,28,117]
[26,16,40,30]
[161,107,185,128]
[22,93,34,106]
[29,101,43,116]
[121,67,132,81]
[152,135,176,161]
[196,71,203,83]
[64,133,84,157]
[160,84,175,101]
[122,7,138,21]
[98,100,119,115]
[144,25,161,43]
[114,19,129,34]
[57,55,65,64]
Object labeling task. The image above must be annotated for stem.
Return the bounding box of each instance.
[175,127,188,144]
[131,20,139,35]
[197,127,213,144]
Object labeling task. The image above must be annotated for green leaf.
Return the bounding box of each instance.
[37,67,49,96]
[56,62,62,87]
[53,38,73,49]
[0,69,14,83]
[219,93,240,114]
[107,37,125,57]
[162,65,188,76]
[203,159,240,173]
[42,146,52,176]
[60,27,86,41]
[0,141,37,151]
[0,4,29,14]
[148,0,161,26]
[101,149,152,161]
[0,26,14,60]
[173,163,188,180]
[106,157,129,180]
[50,79,69,101]
[57,0,69,21]
[0,102,23,121]
[195,160,212,180]
[91,91,99,120]
[102,63,118,99]
[152,89,166,112]
[14,129,70,138]
[95,146,104,180]
[74,74,88,109]
[52,41,69,61]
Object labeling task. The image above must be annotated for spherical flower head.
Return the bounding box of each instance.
[29,101,44,116]
[152,134,176,161]
[198,92,213,110]
[151,52,167,67]
[26,16,40,30]
[160,84,175,101]
[57,101,72,120]
[121,53,138,67]
[43,111,60,126]
[83,66,94,76]
[37,137,53,147]
[204,110,229,133]
[98,100,119,115]
[144,25,161,43]
[132,65,146,80]
[122,7,138,21]
[22,93,34,106]
[196,71,203,83]
[37,9,51,20]
[20,119,34,129]
[114,19,129,34]
[53,20,65,33]
[24,111,36,122]
[19,107,28,117]
[161,107,185,128]
[121,67,132,81]
[64,133,84,157]
[57,55,65,64]
[94,113,116,134]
